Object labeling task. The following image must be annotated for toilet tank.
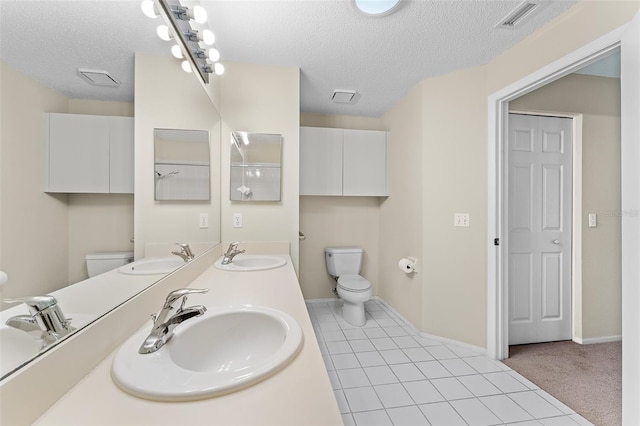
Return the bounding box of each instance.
[325,247,363,277]
[85,251,134,277]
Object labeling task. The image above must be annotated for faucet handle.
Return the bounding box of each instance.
[163,288,209,310]
[4,295,58,314]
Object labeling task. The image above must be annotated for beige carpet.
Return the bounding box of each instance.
[502,340,621,426]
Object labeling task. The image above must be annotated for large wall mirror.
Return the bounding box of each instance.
[230,132,282,201]
[154,129,210,201]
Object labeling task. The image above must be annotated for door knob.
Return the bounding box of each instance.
[552,239,560,245]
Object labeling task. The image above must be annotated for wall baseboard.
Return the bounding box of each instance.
[573,335,622,345]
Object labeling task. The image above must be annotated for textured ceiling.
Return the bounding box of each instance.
[0,0,577,117]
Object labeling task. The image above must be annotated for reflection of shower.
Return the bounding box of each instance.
[231,133,253,199]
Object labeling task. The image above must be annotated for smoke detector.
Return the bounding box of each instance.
[78,68,120,87]
[331,90,357,104]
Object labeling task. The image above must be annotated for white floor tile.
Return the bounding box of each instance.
[352,409,393,426]
[337,368,371,389]
[508,391,564,419]
[390,363,426,382]
[415,361,453,379]
[535,390,575,415]
[464,356,506,373]
[343,328,368,340]
[383,326,409,337]
[327,370,341,390]
[364,365,399,385]
[481,394,535,423]
[355,351,387,367]
[508,371,540,390]
[403,380,445,404]
[317,341,328,355]
[320,321,342,332]
[379,349,411,365]
[364,327,388,338]
[343,387,384,412]
[323,354,335,371]
[332,353,361,370]
[402,347,435,362]
[341,413,356,426]
[323,329,347,342]
[333,389,350,414]
[567,414,592,425]
[327,340,353,355]
[415,335,444,346]
[374,383,415,408]
[447,344,482,358]
[538,415,581,425]
[431,377,474,400]
[386,405,430,425]
[450,398,502,426]
[484,371,529,393]
[392,336,422,349]
[419,402,467,426]
[370,311,392,320]
[426,345,459,360]
[371,337,399,351]
[349,339,376,353]
[457,374,502,397]
[376,318,401,327]
[440,358,478,376]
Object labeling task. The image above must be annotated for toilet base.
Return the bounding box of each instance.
[337,287,372,327]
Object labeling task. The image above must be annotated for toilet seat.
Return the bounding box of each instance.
[337,274,371,293]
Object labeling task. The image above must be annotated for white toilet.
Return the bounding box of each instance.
[325,247,373,326]
[85,251,134,277]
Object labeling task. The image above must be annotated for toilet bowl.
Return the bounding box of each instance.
[85,251,134,277]
[325,247,373,326]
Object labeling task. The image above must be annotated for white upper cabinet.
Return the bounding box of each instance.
[300,126,388,196]
[45,113,134,193]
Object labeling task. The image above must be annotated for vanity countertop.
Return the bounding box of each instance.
[34,256,342,425]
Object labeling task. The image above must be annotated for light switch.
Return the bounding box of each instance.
[588,213,597,228]
[454,213,470,227]
[199,213,208,229]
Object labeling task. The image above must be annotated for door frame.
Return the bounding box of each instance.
[487,25,627,361]
[506,111,581,346]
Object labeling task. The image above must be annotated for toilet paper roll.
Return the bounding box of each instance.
[398,258,414,273]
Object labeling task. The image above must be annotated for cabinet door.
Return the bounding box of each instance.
[343,129,388,196]
[300,127,343,195]
[47,113,110,193]
[109,116,134,193]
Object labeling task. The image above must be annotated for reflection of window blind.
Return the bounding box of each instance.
[155,164,209,200]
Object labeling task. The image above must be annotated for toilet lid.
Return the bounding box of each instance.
[337,274,371,292]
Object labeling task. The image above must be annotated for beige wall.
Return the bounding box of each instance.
[0,63,69,306]
[134,54,222,259]
[510,73,622,340]
[219,62,300,269]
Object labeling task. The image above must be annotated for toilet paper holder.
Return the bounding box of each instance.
[398,257,418,274]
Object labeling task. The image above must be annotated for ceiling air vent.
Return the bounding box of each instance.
[331,90,357,104]
[496,1,539,29]
[78,68,120,87]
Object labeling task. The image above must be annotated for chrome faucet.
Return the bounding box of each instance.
[172,243,195,262]
[221,242,245,265]
[139,288,208,354]
[5,295,75,347]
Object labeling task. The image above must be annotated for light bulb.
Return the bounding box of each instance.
[202,29,215,46]
[214,62,225,76]
[156,25,172,41]
[208,48,220,62]
[181,61,193,73]
[141,0,158,18]
[171,45,183,59]
[192,5,208,23]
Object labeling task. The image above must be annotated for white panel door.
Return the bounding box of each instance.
[343,129,388,196]
[299,127,343,195]
[508,113,573,345]
[109,116,134,193]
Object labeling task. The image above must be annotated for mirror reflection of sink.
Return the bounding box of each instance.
[118,257,186,275]
[214,255,287,271]
[0,326,41,376]
[111,305,303,401]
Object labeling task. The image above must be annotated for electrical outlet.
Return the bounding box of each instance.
[233,213,243,228]
[454,213,470,227]
[199,213,208,229]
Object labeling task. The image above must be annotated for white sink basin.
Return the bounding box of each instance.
[0,326,41,377]
[118,257,186,275]
[214,255,286,271]
[111,305,304,401]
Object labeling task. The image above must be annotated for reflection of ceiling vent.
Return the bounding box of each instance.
[78,68,120,87]
[331,90,357,104]
[496,2,539,28]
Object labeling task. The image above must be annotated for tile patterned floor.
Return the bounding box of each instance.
[306,298,592,426]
